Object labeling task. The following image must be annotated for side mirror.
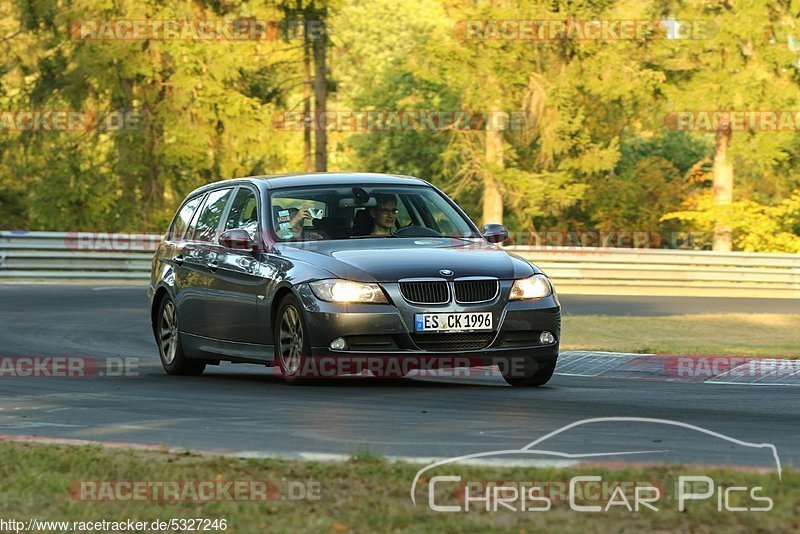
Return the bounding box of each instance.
[482,224,508,243]
[219,229,259,252]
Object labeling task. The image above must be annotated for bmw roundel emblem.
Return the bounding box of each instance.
[439,269,454,276]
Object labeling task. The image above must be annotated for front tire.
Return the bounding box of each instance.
[156,296,206,376]
[275,294,313,383]
[500,356,556,387]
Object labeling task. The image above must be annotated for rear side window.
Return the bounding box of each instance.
[225,187,259,238]
[191,188,233,242]
[169,195,204,239]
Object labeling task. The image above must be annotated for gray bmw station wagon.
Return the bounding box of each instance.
[148,173,561,386]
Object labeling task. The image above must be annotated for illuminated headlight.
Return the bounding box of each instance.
[509,274,552,300]
[309,279,388,304]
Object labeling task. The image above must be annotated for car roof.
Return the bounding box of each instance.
[187,172,430,198]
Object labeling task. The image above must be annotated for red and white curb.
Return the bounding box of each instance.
[556,351,800,386]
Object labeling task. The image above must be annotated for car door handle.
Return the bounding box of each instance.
[174,255,184,266]
[207,259,218,271]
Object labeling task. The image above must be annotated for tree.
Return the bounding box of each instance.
[332,0,457,180]
[431,0,667,231]
[1,0,301,231]
[277,0,338,172]
[656,0,800,251]
[2,0,797,252]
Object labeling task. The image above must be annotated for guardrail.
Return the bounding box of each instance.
[505,246,800,298]
[0,232,154,280]
[1,231,798,297]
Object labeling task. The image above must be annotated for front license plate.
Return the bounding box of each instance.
[414,312,492,333]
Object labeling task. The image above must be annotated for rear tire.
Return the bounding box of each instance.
[155,296,206,376]
[275,294,313,383]
[500,357,556,387]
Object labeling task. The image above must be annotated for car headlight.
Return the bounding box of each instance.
[509,274,552,300]
[309,279,388,304]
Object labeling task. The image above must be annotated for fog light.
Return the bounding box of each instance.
[539,331,555,344]
[330,337,347,350]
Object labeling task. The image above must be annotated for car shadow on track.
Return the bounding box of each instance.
[189,367,518,389]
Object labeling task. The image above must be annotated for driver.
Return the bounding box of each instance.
[370,194,398,236]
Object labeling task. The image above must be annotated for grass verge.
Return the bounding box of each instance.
[0,441,797,533]
[561,314,800,358]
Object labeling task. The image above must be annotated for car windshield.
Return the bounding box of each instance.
[269,185,479,241]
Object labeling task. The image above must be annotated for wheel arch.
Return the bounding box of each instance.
[270,284,297,332]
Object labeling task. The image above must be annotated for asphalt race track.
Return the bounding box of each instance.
[0,283,797,471]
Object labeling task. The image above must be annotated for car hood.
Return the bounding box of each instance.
[277,237,538,282]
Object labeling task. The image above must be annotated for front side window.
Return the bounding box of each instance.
[191,188,233,243]
[269,185,478,242]
[169,195,204,239]
[225,187,259,239]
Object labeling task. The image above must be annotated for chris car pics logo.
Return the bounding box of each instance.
[410,417,780,513]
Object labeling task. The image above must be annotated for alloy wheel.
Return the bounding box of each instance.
[159,300,179,365]
[279,305,303,375]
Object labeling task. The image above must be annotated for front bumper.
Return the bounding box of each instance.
[296,281,561,368]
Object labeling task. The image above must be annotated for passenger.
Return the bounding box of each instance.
[287,207,311,233]
[278,206,326,241]
[274,206,309,240]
